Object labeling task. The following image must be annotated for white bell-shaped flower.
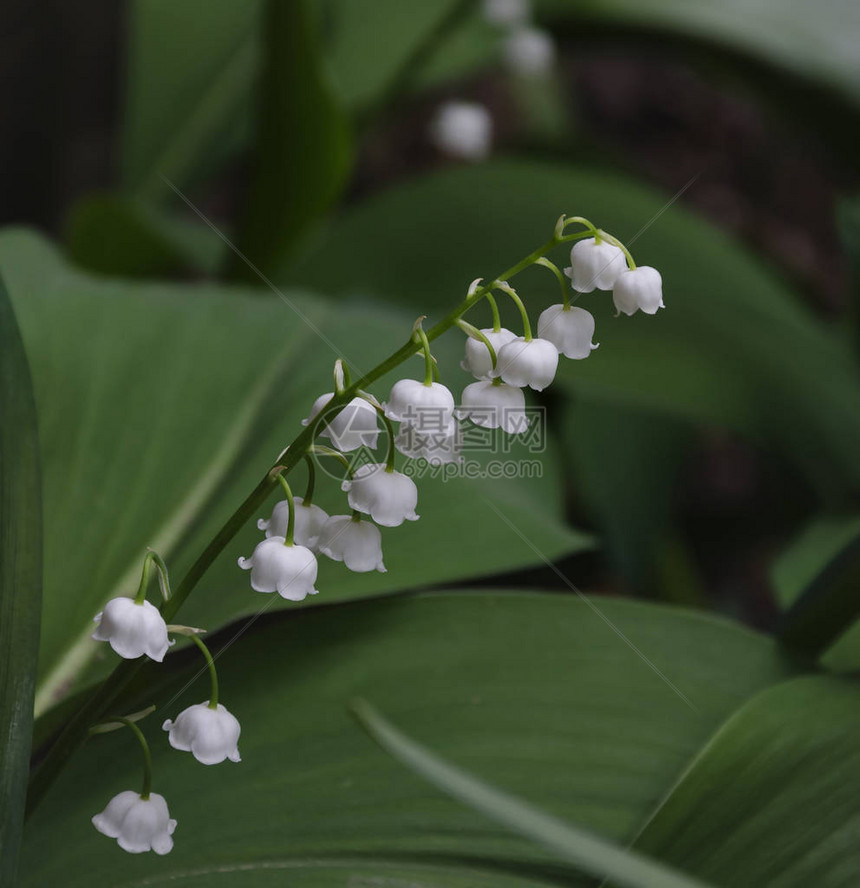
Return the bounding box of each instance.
[92,791,176,855]
[342,463,419,527]
[301,393,380,452]
[316,515,386,573]
[482,0,529,26]
[430,101,493,161]
[384,379,455,426]
[496,337,558,391]
[396,417,463,464]
[612,266,664,316]
[504,27,555,76]
[257,496,329,548]
[537,305,598,359]
[564,237,627,293]
[238,537,318,600]
[163,702,241,765]
[461,327,516,380]
[92,598,172,662]
[457,380,530,434]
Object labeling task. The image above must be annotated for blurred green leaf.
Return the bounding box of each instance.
[0,275,42,885]
[628,676,860,887]
[0,229,587,716]
[230,0,352,279]
[22,593,796,886]
[354,700,710,888]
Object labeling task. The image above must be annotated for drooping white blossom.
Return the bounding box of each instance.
[301,393,380,452]
[457,380,530,434]
[257,496,329,548]
[316,515,387,573]
[342,464,419,527]
[482,0,530,26]
[238,537,319,600]
[163,702,241,766]
[564,237,627,293]
[396,417,463,464]
[384,379,456,426]
[92,598,172,662]
[496,337,559,391]
[430,101,493,161]
[537,305,598,359]
[92,791,176,855]
[504,27,555,76]
[461,327,517,380]
[612,266,664,316]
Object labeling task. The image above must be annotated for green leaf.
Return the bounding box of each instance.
[353,700,710,888]
[230,0,352,279]
[0,274,42,885]
[628,675,860,887]
[0,229,587,716]
[285,160,860,494]
[21,594,797,886]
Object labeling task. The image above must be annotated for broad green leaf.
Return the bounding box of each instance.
[354,701,709,888]
[0,275,42,885]
[0,229,587,715]
[229,0,352,279]
[285,160,860,494]
[21,594,796,886]
[628,675,860,887]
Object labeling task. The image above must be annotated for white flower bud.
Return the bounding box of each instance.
[482,0,529,26]
[92,598,172,662]
[537,305,598,359]
[504,27,555,76]
[237,537,319,600]
[342,463,419,527]
[457,380,530,434]
[564,237,627,293]
[316,515,386,573]
[384,379,455,425]
[496,337,559,391]
[460,327,516,380]
[396,418,463,464]
[612,266,664,316]
[301,393,380,452]
[162,702,241,765]
[92,791,176,855]
[430,101,493,161]
[257,496,329,549]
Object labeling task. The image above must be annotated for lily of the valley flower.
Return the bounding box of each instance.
[92,791,176,855]
[384,379,456,425]
[316,515,387,573]
[537,305,598,359]
[396,417,463,464]
[258,496,329,548]
[457,380,529,433]
[504,27,555,76]
[163,703,241,765]
[430,101,493,161]
[460,327,516,380]
[342,463,419,527]
[482,0,529,26]
[496,337,558,391]
[612,266,664,316]
[301,393,380,452]
[92,598,172,662]
[565,237,627,293]
[238,537,319,600]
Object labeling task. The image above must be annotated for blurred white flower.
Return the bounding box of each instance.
[504,27,555,76]
[457,380,529,433]
[257,496,329,549]
[316,515,387,573]
[301,393,380,452]
[482,0,530,26]
[612,266,664,316]
[461,327,517,380]
[342,464,419,527]
[537,305,598,359]
[92,791,176,855]
[430,101,493,161]
[496,337,558,391]
[564,238,627,293]
[92,598,171,662]
[163,702,241,766]
[238,537,319,600]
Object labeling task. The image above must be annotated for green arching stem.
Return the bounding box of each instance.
[114,717,152,799]
[376,406,398,472]
[341,362,352,389]
[310,444,354,478]
[189,635,220,710]
[493,282,532,341]
[485,292,501,332]
[275,473,296,546]
[535,257,572,311]
[456,319,497,369]
[302,454,316,505]
[598,229,636,270]
[351,509,363,522]
[413,323,435,386]
[560,215,599,236]
[26,221,602,820]
[134,550,170,605]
